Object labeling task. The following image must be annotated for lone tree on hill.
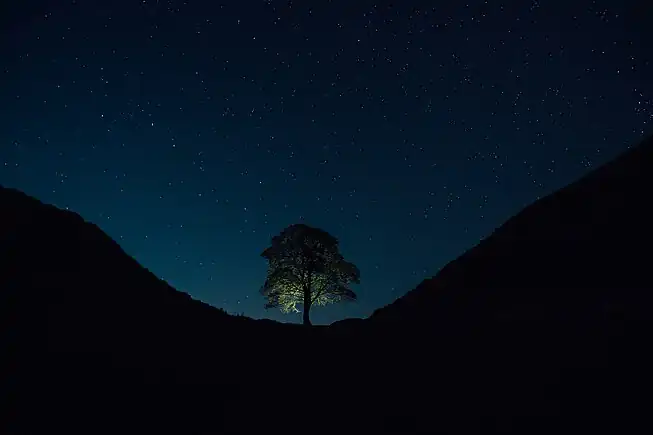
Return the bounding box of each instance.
[260,223,360,325]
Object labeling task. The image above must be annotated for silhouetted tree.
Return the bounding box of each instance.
[260,223,360,325]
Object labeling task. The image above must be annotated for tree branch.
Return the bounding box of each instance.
[312,285,324,302]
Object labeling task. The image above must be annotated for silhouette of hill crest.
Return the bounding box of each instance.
[0,184,221,311]
[370,136,653,330]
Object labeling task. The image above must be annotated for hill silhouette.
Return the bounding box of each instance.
[365,134,653,432]
[2,135,653,433]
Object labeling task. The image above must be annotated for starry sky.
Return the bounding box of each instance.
[1,0,651,324]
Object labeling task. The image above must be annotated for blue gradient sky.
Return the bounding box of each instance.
[1,0,651,324]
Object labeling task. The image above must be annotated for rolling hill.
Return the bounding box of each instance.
[2,135,652,433]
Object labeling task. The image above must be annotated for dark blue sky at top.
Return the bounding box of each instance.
[1,0,651,324]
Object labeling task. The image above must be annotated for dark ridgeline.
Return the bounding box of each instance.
[1,135,652,434]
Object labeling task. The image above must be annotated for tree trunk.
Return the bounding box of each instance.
[302,306,311,326]
[303,285,312,326]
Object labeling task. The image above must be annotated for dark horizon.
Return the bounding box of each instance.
[1,0,651,324]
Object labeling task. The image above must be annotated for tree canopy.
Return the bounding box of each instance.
[260,223,360,325]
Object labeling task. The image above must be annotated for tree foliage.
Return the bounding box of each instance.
[260,223,360,325]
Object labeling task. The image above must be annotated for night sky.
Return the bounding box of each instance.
[1,0,651,324]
